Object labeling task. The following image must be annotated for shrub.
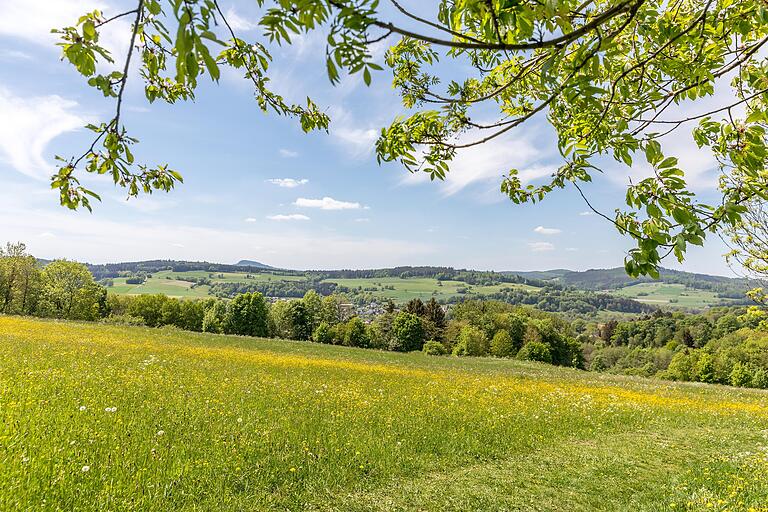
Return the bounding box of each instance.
[729,362,753,388]
[390,312,425,352]
[312,322,333,344]
[517,341,552,364]
[589,353,607,372]
[694,353,717,383]
[490,330,516,358]
[343,317,369,348]
[452,325,489,357]
[423,340,447,356]
[101,314,145,326]
[752,368,768,389]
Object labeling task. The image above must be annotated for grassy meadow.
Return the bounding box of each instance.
[107,270,539,302]
[611,283,725,308]
[2,315,767,511]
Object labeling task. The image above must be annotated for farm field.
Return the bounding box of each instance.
[609,282,726,308]
[320,276,538,301]
[107,271,540,302]
[2,316,767,511]
[109,276,211,298]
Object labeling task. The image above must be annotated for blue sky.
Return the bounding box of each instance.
[0,0,738,275]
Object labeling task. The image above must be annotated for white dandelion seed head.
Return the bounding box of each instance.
[81,465,90,473]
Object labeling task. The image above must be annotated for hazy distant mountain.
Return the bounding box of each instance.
[236,260,276,270]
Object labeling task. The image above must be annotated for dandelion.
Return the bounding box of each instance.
[104,407,117,413]
[81,465,90,473]
[156,430,165,437]
[237,417,243,423]
[79,405,87,411]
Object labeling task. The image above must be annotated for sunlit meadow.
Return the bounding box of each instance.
[1,316,767,511]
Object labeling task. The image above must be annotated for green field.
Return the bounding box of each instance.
[2,316,767,511]
[109,276,212,298]
[610,282,727,308]
[107,271,538,302]
[321,276,538,301]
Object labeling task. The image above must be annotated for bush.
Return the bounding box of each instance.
[423,340,447,356]
[694,353,717,383]
[102,314,145,326]
[343,317,369,348]
[390,312,425,352]
[452,325,489,357]
[729,362,753,388]
[517,341,552,364]
[752,368,768,389]
[312,322,333,344]
[490,330,516,358]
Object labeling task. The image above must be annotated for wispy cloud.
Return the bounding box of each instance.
[528,241,555,252]
[279,148,299,158]
[224,7,258,31]
[244,217,257,223]
[0,49,31,61]
[266,178,309,188]
[533,226,561,235]
[295,197,362,210]
[578,211,595,216]
[400,130,556,197]
[0,87,88,179]
[267,214,311,221]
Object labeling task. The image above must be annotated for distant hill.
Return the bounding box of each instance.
[236,260,276,270]
[508,267,751,298]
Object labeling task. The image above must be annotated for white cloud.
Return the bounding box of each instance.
[578,211,595,216]
[528,241,555,252]
[0,0,130,62]
[279,148,298,158]
[225,7,258,32]
[354,217,370,223]
[328,105,379,159]
[0,87,88,179]
[0,49,31,61]
[533,226,561,235]
[400,131,556,197]
[0,200,435,269]
[295,197,362,210]
[244,217,257,223]
[266,178,309,188]
[267,214,310,221]
[565,247,579,252]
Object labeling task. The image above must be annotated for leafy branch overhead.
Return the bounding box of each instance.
[55,0,768,276]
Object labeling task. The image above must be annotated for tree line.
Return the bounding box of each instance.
[3,245,767,389]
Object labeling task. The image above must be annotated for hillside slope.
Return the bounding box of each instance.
[2,316,767,511]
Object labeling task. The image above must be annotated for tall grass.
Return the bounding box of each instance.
[1,316,766,511]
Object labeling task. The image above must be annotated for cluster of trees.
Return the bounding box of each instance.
[5,246,768,389]
[581,308,768,389]
[87,260,283,280]
[0,243,106,321]
[547,267,750,298]
[455,287,656,315]
[208,280,338,299]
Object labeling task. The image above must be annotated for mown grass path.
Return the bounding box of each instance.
[1,316,766,511]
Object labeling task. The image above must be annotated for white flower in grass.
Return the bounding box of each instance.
[81,465,90,473]
[156,430,165,437]
[104,407,117,413]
